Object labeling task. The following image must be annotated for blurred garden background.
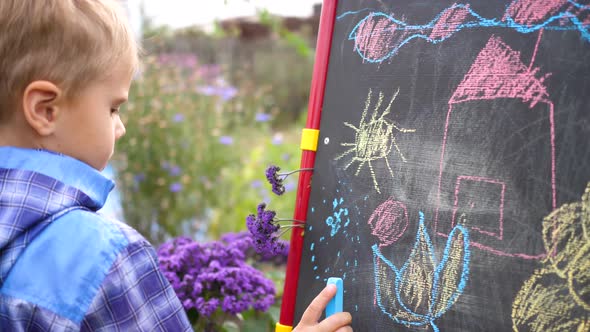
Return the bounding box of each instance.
[99,1,322,330]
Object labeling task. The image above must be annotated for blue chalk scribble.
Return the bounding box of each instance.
[325,197,350,236]
[339,0,590,63]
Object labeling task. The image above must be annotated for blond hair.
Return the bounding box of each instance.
[0,0,140,122]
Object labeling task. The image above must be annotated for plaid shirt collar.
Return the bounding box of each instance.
[0,147,115,283]
[0,147,114,207]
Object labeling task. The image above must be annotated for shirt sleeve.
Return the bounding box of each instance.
[80,240,193,332]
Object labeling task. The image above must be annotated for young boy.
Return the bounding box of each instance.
[0,1,352,331]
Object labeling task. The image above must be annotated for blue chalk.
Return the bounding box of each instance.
[325,277,343,317]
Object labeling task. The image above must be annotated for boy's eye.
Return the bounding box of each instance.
[111,108,120,114]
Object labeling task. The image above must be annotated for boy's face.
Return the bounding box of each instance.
[55,63,133,171]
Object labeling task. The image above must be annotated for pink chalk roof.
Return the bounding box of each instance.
[450,35,550,107]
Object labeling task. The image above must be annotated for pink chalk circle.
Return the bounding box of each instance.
[368,199,409,246]
[354,13,406,62]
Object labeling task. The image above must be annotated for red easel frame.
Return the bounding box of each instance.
[277,0,339,330]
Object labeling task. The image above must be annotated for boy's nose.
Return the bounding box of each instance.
[115,117,126,140]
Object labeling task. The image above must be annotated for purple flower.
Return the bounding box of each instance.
[132,173,145,192]
[196,64,222,83]
[173,113,185,123]
[246,203,286,256]
[157,53,198,69]
[219,136,234,145]
[196,298,220,317]
[219,86,238,101]
[170,182,183,193]
[258,239,290,265]
[169,166,182,176]
[196,85,238,101]
[265,165,285,196]
[284,182,296,193]
[255,113,272,122]
[221,231,289,265]
[196,85,216,96]
[157,236,276,321]
[220,232,254,251]
[133,173,145,183]
[272,134,283,145]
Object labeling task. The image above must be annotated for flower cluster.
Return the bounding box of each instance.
[246,202,302,257]
[246,203,284,255]
[220,231,290,265]
[264,165,313,196]
[157,235,276,322]
[265,165,285,195]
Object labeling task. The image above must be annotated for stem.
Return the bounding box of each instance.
[277,225,303,238]
[277,224,305,229]
[277,168,314,177]
[275,218,305,224]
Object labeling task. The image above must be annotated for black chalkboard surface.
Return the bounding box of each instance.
[293,1,590,331]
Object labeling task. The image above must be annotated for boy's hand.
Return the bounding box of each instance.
[293,284,353,332]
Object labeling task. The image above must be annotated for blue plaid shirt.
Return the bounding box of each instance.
[0,147,192,331]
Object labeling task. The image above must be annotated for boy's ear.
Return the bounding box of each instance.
[21,80,63,136]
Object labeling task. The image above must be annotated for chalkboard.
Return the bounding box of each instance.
[293,1,590,331]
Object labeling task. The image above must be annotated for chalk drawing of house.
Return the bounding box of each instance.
[434,35,556,260]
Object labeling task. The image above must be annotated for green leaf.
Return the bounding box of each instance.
[220,323,237,332]
[267,304,281,325]
[240,310,274,331]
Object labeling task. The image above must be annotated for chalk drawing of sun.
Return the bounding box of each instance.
[335,88,415,194]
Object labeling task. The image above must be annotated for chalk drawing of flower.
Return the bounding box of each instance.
[372,212,470,332]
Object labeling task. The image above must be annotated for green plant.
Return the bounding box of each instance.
[113,55,269,243]
[112,52,305,244]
